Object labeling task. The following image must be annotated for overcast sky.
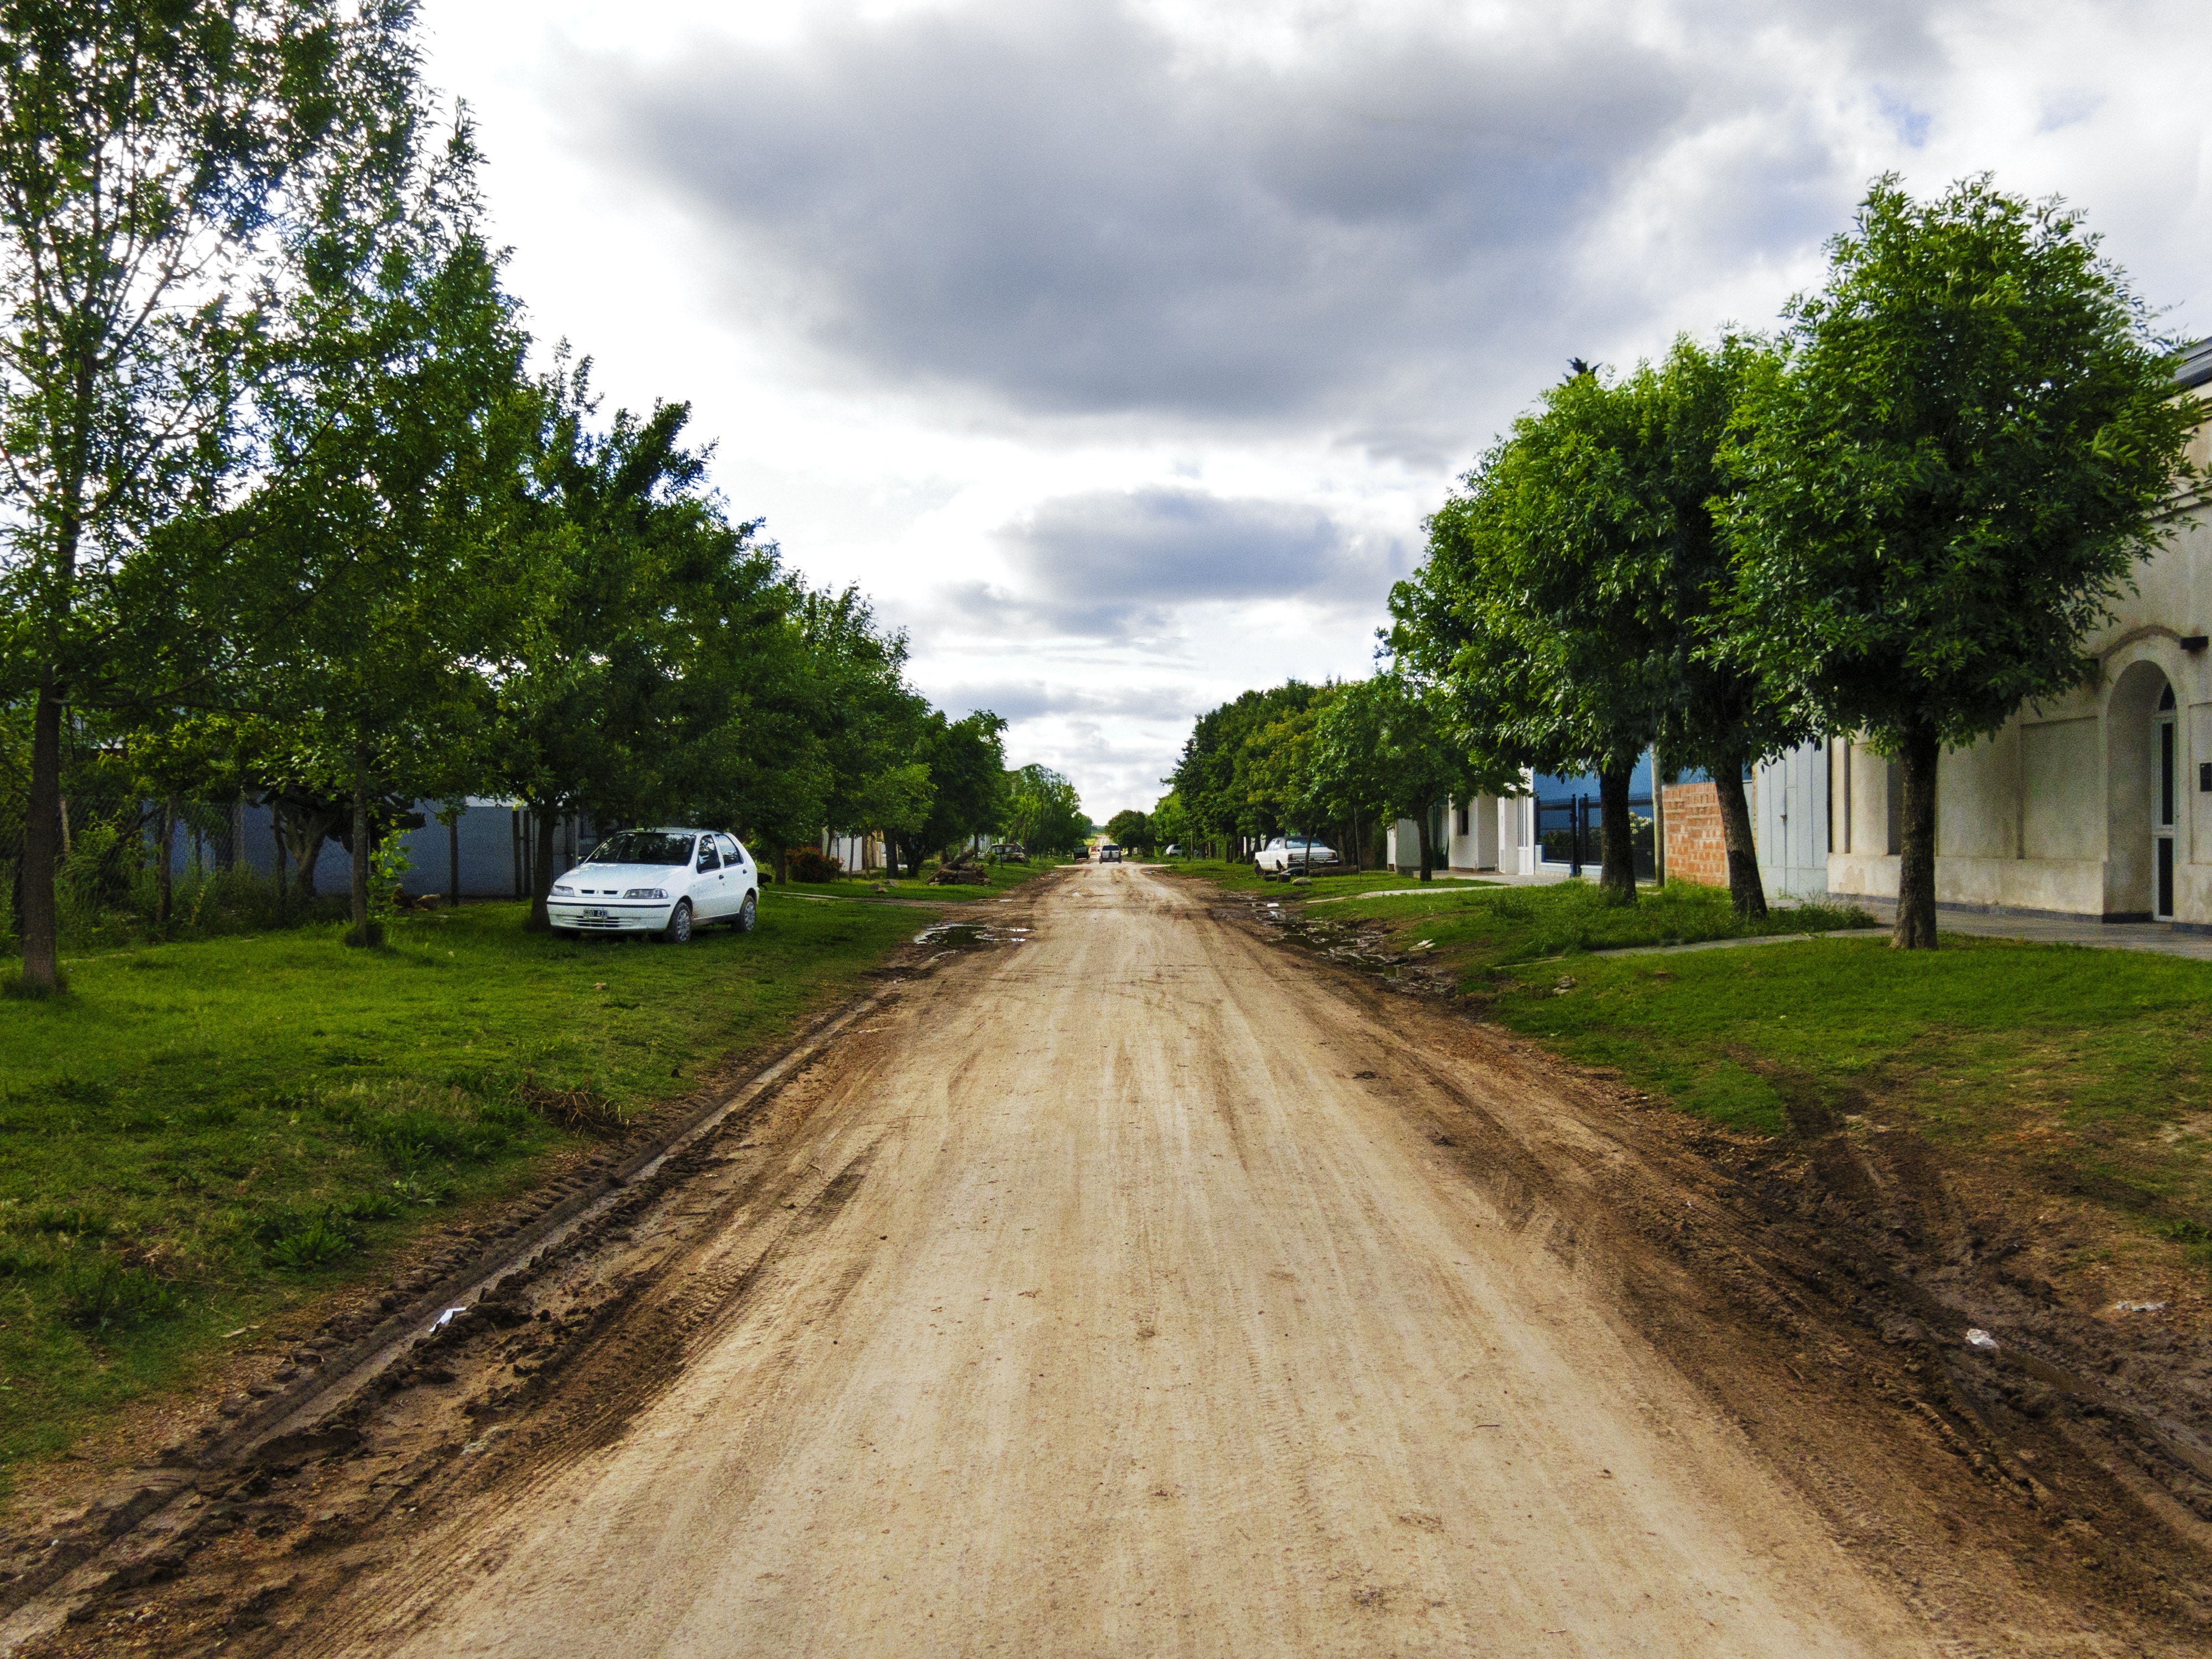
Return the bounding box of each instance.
[420,0,2210,820]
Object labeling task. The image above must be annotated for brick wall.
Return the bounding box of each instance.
[1662,782,1728,887]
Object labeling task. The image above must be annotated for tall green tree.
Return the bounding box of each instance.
[1310,672,1511,881]
[0,0,415,988]
[1003,763,1086,855]
[488,361,793,928]
[1409,368,1666,902]
[241,117,530,946]
[908,709,1006,868]
[1721,176,2199,948]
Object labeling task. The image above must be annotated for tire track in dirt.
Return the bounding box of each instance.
[19,865,2207,1656]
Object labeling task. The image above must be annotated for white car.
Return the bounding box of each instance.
[1254,836,1340,877]
[549,828,760,942]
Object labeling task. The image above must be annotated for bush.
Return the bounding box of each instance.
[265,1214,358,1270]
[57,1253,181,1333]
[786,847,843,883]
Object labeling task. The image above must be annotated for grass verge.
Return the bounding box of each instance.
[1479,935,2212,1277]
[0,888,928,1493]
[1316,877,1875,968]
[782,855,1070,903]
[1159,858,1498,902]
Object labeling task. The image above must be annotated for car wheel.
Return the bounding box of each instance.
[662,899,693,943]
[734,891,758,934]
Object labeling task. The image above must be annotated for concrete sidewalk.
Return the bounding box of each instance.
[1845,899,2212,961]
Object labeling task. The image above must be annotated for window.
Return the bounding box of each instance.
[589,832,694,868]
[697,840,721,872]
[721,835,746,865]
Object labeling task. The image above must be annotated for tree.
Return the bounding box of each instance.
[1720,176,2199,948]
[488,361,791,928]
[1147,790,1190,855]
[1168,681,1323,854]
[1311,672,1511,881]
[241,117,529,947]
[1618,336,1817,918]
[1406,367,1670,903]
[0,0,413,988]
[1004,764,1086,855]
[910,710,1006,868]
[1104,808,1151,852]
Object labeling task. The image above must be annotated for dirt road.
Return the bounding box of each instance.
[43,861,2206,1656]
[282,862,1943,1656]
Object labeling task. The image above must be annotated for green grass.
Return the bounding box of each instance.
[1481,937,2212,1251]
[1162,858,1496,901]
[782,855,1070,903]
[1321,878,1875,971]
[0,891,925,1490]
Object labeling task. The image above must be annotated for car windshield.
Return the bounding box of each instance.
[588,831,694,868]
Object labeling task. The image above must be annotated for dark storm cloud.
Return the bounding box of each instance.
[581,1,1903,429]
[915,486,1404,640]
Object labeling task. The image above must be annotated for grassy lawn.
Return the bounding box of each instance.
[1480,936,2212,1271]
[1161,858,1498,901]
[1314,878,1875,968]
[0,888,930,1491]
[782,855,1070,903]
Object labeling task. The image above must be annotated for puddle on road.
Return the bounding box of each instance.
[913,921,1030,950]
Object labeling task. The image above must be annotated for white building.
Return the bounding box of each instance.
[1777,340,2212,925]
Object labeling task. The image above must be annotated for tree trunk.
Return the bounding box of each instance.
[1415,806,1434,883]
[1892,723,1940,950]
[448,813,461,908]
[1711,759,1767,920]
[19,683,64,989]
[528,806,559,930]
[274,812,290,917]
[347,753,375,947]
[1598,759,1637,905]
[774,845,789,885]
[156,796,177,928]
[295,829,324,900]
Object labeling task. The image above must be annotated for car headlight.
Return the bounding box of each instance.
[551,884,575,896]
[624,888,667,900]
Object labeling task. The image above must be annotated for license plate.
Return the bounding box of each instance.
[582,907,610,918]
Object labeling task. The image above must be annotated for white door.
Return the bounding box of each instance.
[2155,690,2177,920]
[693,837,732,920]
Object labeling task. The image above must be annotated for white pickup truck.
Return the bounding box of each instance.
[1254,836,1340,878]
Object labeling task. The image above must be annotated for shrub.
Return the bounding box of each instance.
[58,1253,181,1333]
[266,1214,358,1270]
[786,846,843,883]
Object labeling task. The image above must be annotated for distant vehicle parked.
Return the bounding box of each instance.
[1098,843,1123,863]
[1074,844,1091,860]
[1254,836,1340,878]
[1162,843,1182,858]
[549,828,759,942]
[988,842,1028,862]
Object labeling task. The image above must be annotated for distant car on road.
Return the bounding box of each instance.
[1254,836,1340,878]
[549,828,759,942]
[1098,843,1123,863]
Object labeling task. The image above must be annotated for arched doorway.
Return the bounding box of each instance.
[2105,660,2177,921]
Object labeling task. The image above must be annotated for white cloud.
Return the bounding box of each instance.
[420,0,2212,816]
